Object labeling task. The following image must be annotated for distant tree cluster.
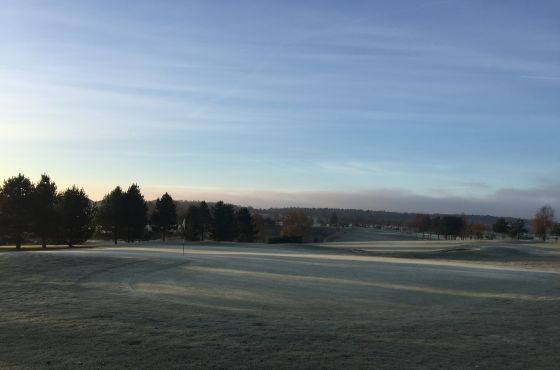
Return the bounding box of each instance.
[181,200,258,242]
[99,191,260,243]
[267,211,314,243]
[183,201,211,241]
[282,212,313,238]
[492,217,528,240]
[409,210,557,242]
[0,174,94,248]
[97,185,148,244]
[410,214,469,240]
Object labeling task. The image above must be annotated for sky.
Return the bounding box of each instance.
[1,0,559,218]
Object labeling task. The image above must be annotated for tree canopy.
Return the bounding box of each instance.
[32,175,58,248]
[184,204,203,241]
[492,218,510,235]
[329,212,339,227]
[509,219,527,240]
[123,184,148,242]
[57,186,95,247]
[0,174,34,248]
[210,201,237,241]
[96,186,125,244]
[236,207,257,242]
[150,193,177,241]
[282,212,313,238]
[533,206,555,241]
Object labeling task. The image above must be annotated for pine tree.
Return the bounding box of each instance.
[198,201,211,240]
[123,184,148,242]
[210,201,237,241]
[32,174,58,248]
[184,205,202,241]
[0,174,34,248]
[329,212,339,227]
[96,186,125,244]
[509,219,527,240]
[57,186,95,247]
[492,217,510,237]
[150,193,177,241]
[236,207,257,242]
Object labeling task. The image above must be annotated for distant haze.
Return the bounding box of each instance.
[129,185,556,219]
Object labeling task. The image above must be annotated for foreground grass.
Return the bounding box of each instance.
[1,241,560,368]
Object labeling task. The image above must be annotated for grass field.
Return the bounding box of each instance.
[1,238,560,369]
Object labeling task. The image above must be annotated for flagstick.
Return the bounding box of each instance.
[182,217,186,256]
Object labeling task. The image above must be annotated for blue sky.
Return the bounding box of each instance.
[1,0,559,217]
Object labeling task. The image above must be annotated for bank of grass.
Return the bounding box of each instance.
[1,242,560,369]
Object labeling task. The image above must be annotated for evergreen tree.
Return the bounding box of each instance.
[150,192,177,241]
[0,174,34,248]
[509,219,527,240]
[413,214,431,239]
[430,216,443,240]
[236,207,257,242]
[210,201,237,241]
[552,223,560,239]
[96,186,125,244]
[252,214,275,243]
[123,184,148,242]
[198,201,211,240]
[329,212,339,227]
[32,174,58,248]
[492,218,510,236]
[184,205,202,241]
[440,215,465,240]
[57,186,95,247]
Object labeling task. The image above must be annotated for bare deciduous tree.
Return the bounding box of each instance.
[533,206,555,241]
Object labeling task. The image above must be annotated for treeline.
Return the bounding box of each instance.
[409,206,558,241]
[98,189,260,243]
[2,173,557,248]
[0,174,94,248]
[259,207,520,228]
[0,174,260,248]
[489,207,557,241]
[410,214,472,240]
[409,214,526,240]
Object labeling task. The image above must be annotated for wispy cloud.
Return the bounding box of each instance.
[520,75,560,82]
[317,161,408,177]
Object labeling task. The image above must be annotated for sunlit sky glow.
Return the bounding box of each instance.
[1,0,559,218]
